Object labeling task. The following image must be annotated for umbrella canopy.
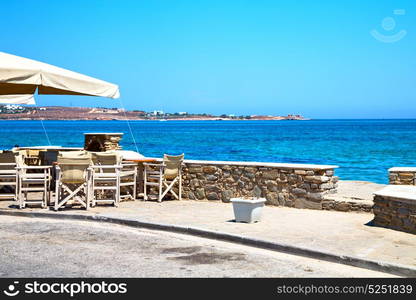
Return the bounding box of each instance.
[0,94,35,104]
[0,52,120,104]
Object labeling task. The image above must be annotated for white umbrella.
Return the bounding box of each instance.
[0,52,122,147]
[0,94,35,104]
[0,51,119,104]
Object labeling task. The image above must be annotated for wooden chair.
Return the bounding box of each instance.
[143,154,184,202]
[54,151,92,211]
[0,151,18,201]
[120,161,138,201]
[90,152,122,207]
[39,150,59,166]
[15,149,51,209]
[25,149,41,166]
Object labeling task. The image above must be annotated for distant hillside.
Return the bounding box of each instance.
[0,106,145,120]
[0,105,308,121]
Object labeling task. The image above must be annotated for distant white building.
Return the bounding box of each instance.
[178,112,187,115]
[4,104,23,110]
[153,110,164,116]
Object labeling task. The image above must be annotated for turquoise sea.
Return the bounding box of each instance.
[1,119,415,184]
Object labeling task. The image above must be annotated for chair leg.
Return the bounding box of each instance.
[115,171,120,207]
[84,184,89,211]
[54,183,60,211]
[42,173,47,208]
[54,167,60,211]
[133,171,137,200]
[90,178,94,208]
[15,173,19,203]
[161,178,179,200]
[57,184,85,209]
[18,177,23,209]
[48,188,51,208]
[158,177,162,202]
[87,169,93,209]
[91,177,95,207]
[143,167,148,201]
[179,173,182,201]
[116,184,120,207]
[47,170,51,207]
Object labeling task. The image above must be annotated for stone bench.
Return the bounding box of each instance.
[373,185,416,234]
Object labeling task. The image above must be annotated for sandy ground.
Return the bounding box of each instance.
[0,216,393,278]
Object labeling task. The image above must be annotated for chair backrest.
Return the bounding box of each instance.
[0,151,16,170]
[14,150,26,167]
[27,149,40,157]
[163,154,184,180]
[90,151,122,173]
[58,150,89,158]
[40,150,58,166]
[57,151,92,184]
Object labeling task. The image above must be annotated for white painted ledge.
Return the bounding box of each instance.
[374,185,416,203]
[83,132,124,135]
[388,167,416,172]
[150,157,338,170]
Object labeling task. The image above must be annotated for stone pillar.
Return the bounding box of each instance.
[84,133,123,152]
[388,167,416,185]
[373,185,416,234]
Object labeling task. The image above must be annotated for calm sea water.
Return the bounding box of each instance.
[1,119,415,184]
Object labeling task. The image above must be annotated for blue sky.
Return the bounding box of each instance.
[2,0,415,118]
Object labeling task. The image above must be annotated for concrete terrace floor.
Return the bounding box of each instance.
[325,180,386,204]
[0,180,414,271]
[0,216,392,277]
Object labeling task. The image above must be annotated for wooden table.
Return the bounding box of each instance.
[18,146,83,151]
[124,158,157,163]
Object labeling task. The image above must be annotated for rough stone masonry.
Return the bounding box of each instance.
[373,192,416,234]
[179,160,339,210]
[388,167,416,186]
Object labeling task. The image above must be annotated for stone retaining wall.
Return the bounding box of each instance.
[373,191,416,234]
[388,167,416,185]
[180,160,339,210]
[322,199,373,213]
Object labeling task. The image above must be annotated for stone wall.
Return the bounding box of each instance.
[373,186,416,234]
[322,198,373,213]
[388,167,416,185]
[180,160,338,210]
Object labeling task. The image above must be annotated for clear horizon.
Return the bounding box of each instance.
[2,0,416,118]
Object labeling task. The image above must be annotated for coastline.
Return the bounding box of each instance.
[0,106,308,121]
[0,118,311,121]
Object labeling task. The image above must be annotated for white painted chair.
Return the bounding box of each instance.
[120,161,138,201]
[0,151,18,201]
[54,151,93,211]
[16,165,51,209]
[12,149,51,209]
[25,149,42,166]
[90,152,122,207]
[143,154,184,202]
